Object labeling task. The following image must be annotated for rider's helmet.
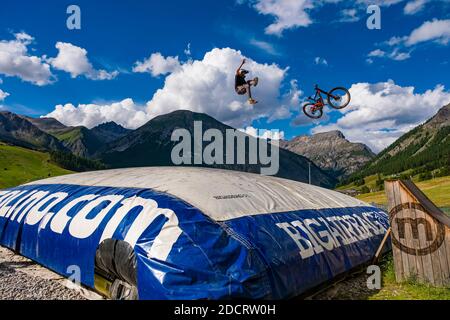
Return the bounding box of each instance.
[240,69,249,76]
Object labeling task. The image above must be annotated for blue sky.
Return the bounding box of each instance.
[0,0,449,152]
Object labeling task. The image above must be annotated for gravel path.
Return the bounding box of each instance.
[0,246,89,300]
[310,271,375,300]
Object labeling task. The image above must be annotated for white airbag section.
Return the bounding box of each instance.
[26,167,368,221]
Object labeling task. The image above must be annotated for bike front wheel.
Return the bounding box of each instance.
[328,87,351,109]
[303,103,323,119]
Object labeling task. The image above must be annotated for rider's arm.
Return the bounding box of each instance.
[236,59,246,75]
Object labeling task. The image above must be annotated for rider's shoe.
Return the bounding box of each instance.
[248,98,258,105]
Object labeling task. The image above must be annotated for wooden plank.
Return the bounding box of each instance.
[434,225,449,287]
[415,204,434,284]
[403,189,426,282]
[445,227,450,287]
[427,214,442,286]
[398,186,419,280]
[393,181,411,281]
[385,181,405,282]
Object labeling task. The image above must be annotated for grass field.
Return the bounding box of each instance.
[0,143,72,189]
[355,175,450,207]
[370,255,450,300]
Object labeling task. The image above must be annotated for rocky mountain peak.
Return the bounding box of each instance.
[93,121,127,131]
[22,116,68,132]
[280,130,375,179]
[426,103,450,129]
[315,130,345,140]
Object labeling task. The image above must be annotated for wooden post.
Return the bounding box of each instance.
[385,180,450,287]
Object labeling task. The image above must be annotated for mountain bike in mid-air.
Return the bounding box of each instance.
[303,85,351,119]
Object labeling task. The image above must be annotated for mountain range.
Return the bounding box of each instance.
[0,112,65,152]
[280,130,375,179]
[1,102,449,190]
[24,116,131,158]
[0,110,336,188]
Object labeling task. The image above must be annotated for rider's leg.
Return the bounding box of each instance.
[246,83,253,99]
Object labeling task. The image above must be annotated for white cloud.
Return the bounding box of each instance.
[368,49,386,57]
[133,52,181,76]
[252,0,314,36]
[244,0,433,35]
[240,126,285,140]
[339,8,360,22]
[356,0,404,6]
[48,42,118,80]
[314,57,328,65]
[368,47,411,61]
[145,48,294,128]
[184,43,192,57]
[45,98,149,129]
[46,48,297,129]
[249,38,280,56]
[403,0,450,15]
[406,19,450,46]
[312,80,450,152]
[390,50,411,61]
[368,19,450,62]
[0,89,9,101]
[404,0,428,14]
[386,36,408,46]
[0,33,54,86]
[384,19,450,47]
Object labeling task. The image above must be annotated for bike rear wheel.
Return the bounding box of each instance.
[303,103,323,119]
[328,87,351,109]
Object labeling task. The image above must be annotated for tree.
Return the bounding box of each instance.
[360,186,370,194]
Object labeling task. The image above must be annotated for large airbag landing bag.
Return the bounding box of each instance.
[0,168,390,299]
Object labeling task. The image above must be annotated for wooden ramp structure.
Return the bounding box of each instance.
[385,180,450,287]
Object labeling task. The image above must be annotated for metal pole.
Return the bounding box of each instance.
[308,161,311,185]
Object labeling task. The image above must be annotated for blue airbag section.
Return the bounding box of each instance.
[0,184,389,299]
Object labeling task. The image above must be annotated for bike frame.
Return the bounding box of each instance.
[308,86,339,111]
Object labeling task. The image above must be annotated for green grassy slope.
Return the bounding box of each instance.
[339,104,449,191]
[0,143,72,189]
[339,175,450,207]
[51,127,103,158]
